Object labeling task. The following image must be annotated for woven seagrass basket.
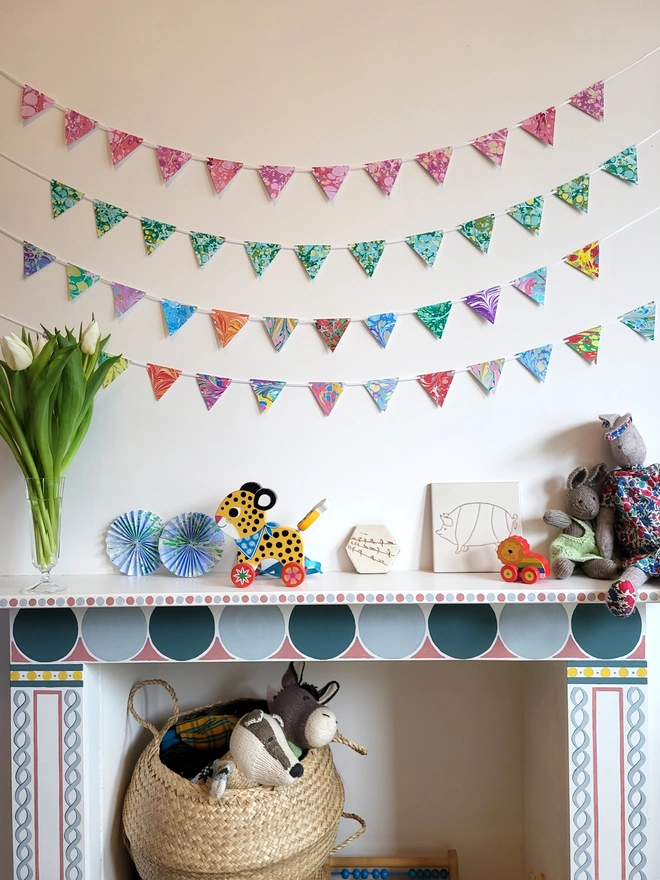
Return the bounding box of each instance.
[123,679,366,880]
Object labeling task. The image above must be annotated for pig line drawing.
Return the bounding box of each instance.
[436,502,518,554]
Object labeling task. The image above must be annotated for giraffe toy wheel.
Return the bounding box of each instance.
[231,563,256,588]
[281,562,306,588]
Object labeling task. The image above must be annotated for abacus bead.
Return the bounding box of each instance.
[361,872,369,879]
[381,872,389,879]
[342,872,350,879]
[440,871,449,879]
[353,871,361,879]
[432,872,441,879]
[409,872,416,879]
[373,872,380,879]
[417,872,425,879]
[425,872,432,879]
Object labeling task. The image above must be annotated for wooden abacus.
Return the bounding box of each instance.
[325,850,459,879]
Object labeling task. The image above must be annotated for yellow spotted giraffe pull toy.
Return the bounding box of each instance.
[215,482,329,588]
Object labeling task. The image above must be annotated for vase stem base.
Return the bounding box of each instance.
[23,577,67,595]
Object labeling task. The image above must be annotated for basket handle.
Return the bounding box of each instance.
[331,813,367,855]
[333,731,368,755]
[127,679,179,741]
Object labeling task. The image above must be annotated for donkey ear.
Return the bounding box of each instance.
[282,662,303,688]
[316,681,340,705]
[567,467,588,490]
[587,463,608,488]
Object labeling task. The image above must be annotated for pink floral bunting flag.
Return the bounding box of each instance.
[156,146,192,182]
[472,128,508,166]
[310,382,344,417]
[206,158,244,195]
[258,166,295,201]
[196,375,232,410]
[263,317,298,352]
[512,267,547,305]
[311,166,349,202]
[112,282,146,317]
[468,359,505,394]
[107,129,143,165]
[417,371,455,407]
[21,85,54,121]
[364,379,399,412]
[570,81,604,121]
[64,109,98,145]
[520,107,556,146]
[415,148,453,185]
[365,158,402,196]
[464,286,501,324]
[250,380,286,413]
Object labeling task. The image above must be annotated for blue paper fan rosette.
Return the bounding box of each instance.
[106,510,164,576]
[159,512,225,577]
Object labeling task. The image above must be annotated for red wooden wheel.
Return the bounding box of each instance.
[521,566,541,585]
[500,563,519,583]
[231,563,256,588]
[281,562,306,588]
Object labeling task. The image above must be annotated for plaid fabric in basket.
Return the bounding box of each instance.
[175,714,239,750]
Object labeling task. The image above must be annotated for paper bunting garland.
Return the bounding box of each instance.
[162,299,197,336]
[310,382,344,416]
[406,231,444,267]
[112,282,146,317]
[206,158,243,195]
[244,241,281,277]
[468,359,505,393]
[464,286,500,324]
[520,108,556,146]
[93,200,128,237]
[156,146,192,182]
[314,319,350,353]
[100,353,130,388]
[190,231,225,267]
[603,146,638,184]
[512,267,547,305]
[23,242,55,277]
[311,166,349,202]
[417,371,454,407]
[565,327,601,363]
[619,303,655,341]
[365,313,397,348]
[459,215,495,253]
[349,240,386,277]
[141,218,176,255]
[570,81,604,121]
[507,196,544,235]
[211,310,249,347]
[21,85,53,121]
[364,379,398,411]
[566,241,599,279]
[296,245,331,280]
[263,317,298,352]
[415,302,452,340]
[516,345,553,382]
[416,148,452,185]
[250,380,286,413]
[258,166,295,201]
[554,174,590,212]
[472,129,508,166]
[108,129,143,165]
[64,109,97,145]
[147,364,182,400]
[51,180,84,218]
[196,374,232,410]
[365,159,402,196]
[66,263,99,299]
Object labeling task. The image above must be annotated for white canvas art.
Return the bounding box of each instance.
[431,482,522,572]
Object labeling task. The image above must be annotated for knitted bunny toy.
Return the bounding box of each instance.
[544,465,618,580]
[597,413,660,618]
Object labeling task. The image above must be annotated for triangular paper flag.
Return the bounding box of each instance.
[211,310,249,347]
[99,354,130,388]
[296,245,331,280]
[190,231,225,267]
[111,282,146,317]
[21,85,54,121]
[66,263,99,300]
[364,379,398,411]
[156,146,192,182]
[141,218,176,255]
[107,129,143,165]
[459,215,495,253]
[206,158,243,195]
[570,81,604,121]
[23,242,55,277]
[250,380,286,413]
[258,166,295,201]
[244,241,281,277]
[554,174,590,213]
[566,241,599,279]
[310,382,344,416]
[348,240,385,277]
[472,128,508,166]
[468,359,505,393]
[417,371,455,407]
[365,313,397,348]
[415,302,452,340]
[416,148,453,185]
[311,166,349,202]
[406,231,444,267]
[263,317,298,352]
[520,107,556,145]
[51,180,84,218]
[314,318,351,353]
[147,364,182,400]
[512,267,547,305]
[365,158,402,196]
[196,374,232,410]
[93,200,128,237]
[464,286,500,324]
[516,345,553,382]
[507,195,544,235]
[565,327,601,363]
[619,302,655,341]
[603,146,638,184]
[64,109,97,145]
[161,299,197,336]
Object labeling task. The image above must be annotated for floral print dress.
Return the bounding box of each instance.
[601,465,660,575]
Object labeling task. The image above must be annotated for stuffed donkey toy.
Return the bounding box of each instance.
[267,663,339,751]
[544,465,618,580]
[597,413,660,618]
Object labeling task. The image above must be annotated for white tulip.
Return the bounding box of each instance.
[80,319,100,355]
[33,335,47,357]
[1,333,33,371]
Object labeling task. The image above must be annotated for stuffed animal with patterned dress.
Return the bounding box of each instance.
[267,662,339,751]
[597,413,660,618]
[544,465,618,580]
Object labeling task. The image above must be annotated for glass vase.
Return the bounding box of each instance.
[24,477,66,594]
